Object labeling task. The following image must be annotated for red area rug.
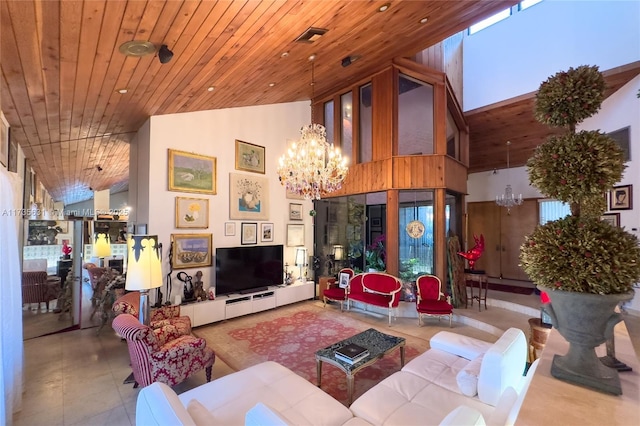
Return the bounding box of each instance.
[196,303,428,405]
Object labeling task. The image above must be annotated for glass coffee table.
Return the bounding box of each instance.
[315,328,406,405]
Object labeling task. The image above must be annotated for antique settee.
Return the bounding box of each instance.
[135,327,531,425]
[346,272,403,325]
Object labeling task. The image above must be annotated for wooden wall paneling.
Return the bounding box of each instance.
[58,0,83,143]
[386,190,399,276]
[467,201,501,277]
[444,157,467,194]
[372,69,394,161]
[412,42,444,72]
[37,0,61,143]
[433,79,447,156]
[352,87,361,165]
[499,199,538,281]
[434,188,447,281]
[443,32,464,105]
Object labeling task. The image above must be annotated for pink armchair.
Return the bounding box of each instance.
[111,313,215,388]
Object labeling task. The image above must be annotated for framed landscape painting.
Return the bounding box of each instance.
[229,173,269,220]
[171,233,212,269]
[235,140,265,174]
[168,149,216,195]
[175,197,209,229]
[261,222,274,242]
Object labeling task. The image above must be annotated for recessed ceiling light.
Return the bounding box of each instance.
[119,40,156,57]
[269,83,276,87]
[117,89,128,94]
[378,3,390,12]
[207,86,215,92]
[281,52,289,58]
[419,17,428,24]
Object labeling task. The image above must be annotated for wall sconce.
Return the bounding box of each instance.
[125,235,163,325]
[93,232,112,267]
[295,248,307,281]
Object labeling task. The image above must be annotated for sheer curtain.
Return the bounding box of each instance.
[0,167,24,424]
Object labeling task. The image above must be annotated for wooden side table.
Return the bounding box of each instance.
[528,317,551,362]
[464,272,488,311]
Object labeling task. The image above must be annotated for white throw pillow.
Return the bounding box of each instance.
[456,354,484,397]
[186,399,216,425]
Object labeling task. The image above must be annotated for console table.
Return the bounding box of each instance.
[464,271,488,311]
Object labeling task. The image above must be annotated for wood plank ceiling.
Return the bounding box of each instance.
[16,0,635,206]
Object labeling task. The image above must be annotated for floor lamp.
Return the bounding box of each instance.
[93,232,112,267]
[125,235,162,326]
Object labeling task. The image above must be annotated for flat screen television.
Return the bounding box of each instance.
[215,244,284,296]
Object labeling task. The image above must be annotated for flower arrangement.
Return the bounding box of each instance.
[62,242,72,257]
[520,65,640,294]
[365,234,386,271]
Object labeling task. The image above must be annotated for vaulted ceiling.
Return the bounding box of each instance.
[3,1,636,207]
[1,0,520,205]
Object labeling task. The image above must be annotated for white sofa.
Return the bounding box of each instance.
[136,327,530,426]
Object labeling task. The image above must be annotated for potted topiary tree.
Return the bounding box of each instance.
[520,65,640,395]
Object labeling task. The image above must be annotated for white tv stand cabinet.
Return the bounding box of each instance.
[178,280,314,327]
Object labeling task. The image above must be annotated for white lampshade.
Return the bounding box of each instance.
[125,235,162,291]
[295,248,307,267]
[93,232,112,258]
[333,245,345,261]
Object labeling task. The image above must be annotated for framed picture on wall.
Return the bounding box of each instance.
[601,213,620,227]
[168,149,217,195]
[261,223,274,242]
[235,140,265,174]
[241,222,258,245]
[287,224,304,246]
[229,173,269,220]
[171,233,212,269]
[609,185,632,210]
[289,203,303,221]
[224,222,236,236]
[175,197,209,229]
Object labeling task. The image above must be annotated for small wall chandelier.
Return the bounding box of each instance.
[495,141,522,214]
[277,55,348,200]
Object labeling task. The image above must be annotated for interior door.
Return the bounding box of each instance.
[500,199,538,281]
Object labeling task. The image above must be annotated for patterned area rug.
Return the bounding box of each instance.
[195,303,430,405]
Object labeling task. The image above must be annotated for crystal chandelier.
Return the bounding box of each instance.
[277,56,348,200]
[495,141,522,214]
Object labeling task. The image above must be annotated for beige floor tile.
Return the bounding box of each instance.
[67,405,132,426]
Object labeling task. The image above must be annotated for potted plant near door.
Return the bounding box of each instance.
[520,65,640,395]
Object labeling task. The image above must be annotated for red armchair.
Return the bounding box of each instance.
[112,291,192,337]
[416,274,453,327]
[111,313,215,388]
[322,268,355,311]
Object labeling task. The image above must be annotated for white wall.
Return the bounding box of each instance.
[464,0,640,110]
[137,101,312,300]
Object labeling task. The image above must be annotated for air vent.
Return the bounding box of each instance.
[294,27,328,43]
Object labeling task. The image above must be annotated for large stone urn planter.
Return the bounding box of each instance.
[541,286,633,395]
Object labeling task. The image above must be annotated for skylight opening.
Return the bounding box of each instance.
[468,8,512,35]
[520,0,543,11]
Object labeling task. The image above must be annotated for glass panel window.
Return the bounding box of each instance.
[359,83,373,163]
[468,8,511,34]
[340,91,353,165]
[398,191,435,284]
[446,108,460,159]
[398,74,434,155]
[539,200,570,224]
[324,100,334,145]
[520,0,543,11]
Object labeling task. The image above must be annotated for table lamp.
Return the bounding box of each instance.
[125,235,162,325]
[295,247,307,281]
[93,232,112,267]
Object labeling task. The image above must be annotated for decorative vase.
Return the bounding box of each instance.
[541,286,633,395]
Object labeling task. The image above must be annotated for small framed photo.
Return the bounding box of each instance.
[171,233,212,269]
[289,203,303,221]
[601,213,620,227]
[224,222,236,236]
[241,222,258,245]
[261,223,274,242]
[287,224,305,247]
[175,197,209,229]
[610,185,632,211]
[338,272,350,289]
[286,189,305,200]
[235,140,265,174]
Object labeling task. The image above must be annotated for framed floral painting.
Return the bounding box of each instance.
[229,173,269,220]
[175,197,209,229]
[235,140,265,174]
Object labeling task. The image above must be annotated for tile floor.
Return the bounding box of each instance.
[13,290,640,425]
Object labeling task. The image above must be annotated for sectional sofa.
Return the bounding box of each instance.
[136,327,531,425]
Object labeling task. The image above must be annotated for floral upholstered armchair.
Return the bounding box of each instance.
[112,291,192,337]
[112,313,215,388]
